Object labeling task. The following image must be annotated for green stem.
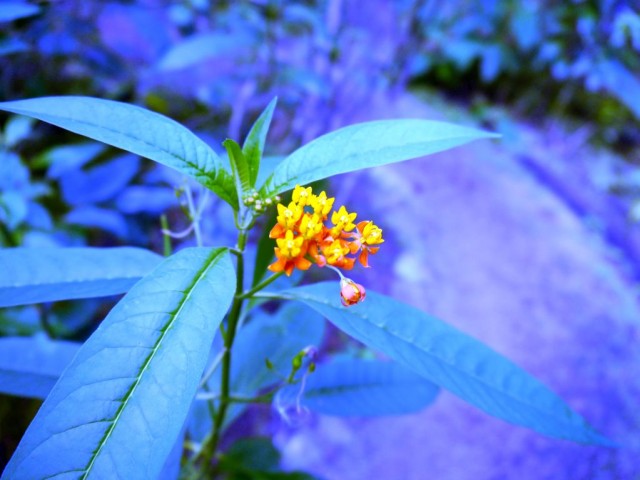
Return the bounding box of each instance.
[197,231,248,473]
[160,215,173,257]
[237,271,284,299]
[37,305,57,339]
[185,184,203,247]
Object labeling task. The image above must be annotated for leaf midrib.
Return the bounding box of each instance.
[80,249,224,478]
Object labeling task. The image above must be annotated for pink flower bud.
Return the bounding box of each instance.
[339,278,366,307]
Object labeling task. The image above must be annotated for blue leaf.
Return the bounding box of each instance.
[0,38,30,56]
[0,306,40,336]
[65,207,128,238]
[0,247,162,307]
[278,283,612,445]
[0,190,28,230]
[45,142,106,179]
[480,44,503,82]
[599,59,640,120]
[261,120,499,195]
[0,97,237,207]
[157,32,254,71]
[97,4,172,64]
[276,357,439,417]
[0,150,29,190]
[0,335,81,399]
[0,2,40,23]
[2,247,235,480]
[115,186,177,214]
[25,202,53,230]
[60,154,140,205]
[3,115,34,148]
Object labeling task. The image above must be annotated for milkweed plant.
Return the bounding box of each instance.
[0,97,612,479]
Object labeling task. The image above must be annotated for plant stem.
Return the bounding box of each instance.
[185,184,203,247]
[159,215,173,257]
[236,271,284,299]
[197,230,248,473]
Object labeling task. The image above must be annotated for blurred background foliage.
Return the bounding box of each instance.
[0,0,639,470]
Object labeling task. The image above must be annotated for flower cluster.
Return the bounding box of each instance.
[268,185,384,277]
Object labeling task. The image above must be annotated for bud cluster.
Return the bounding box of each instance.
[242,189,281,215]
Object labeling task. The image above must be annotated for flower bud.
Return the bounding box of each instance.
[292,352,303,370]
[302,345,318,361]
[339,278,366,307]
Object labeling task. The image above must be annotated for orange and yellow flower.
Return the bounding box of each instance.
[268,230,312,276]
[268,185,384,276]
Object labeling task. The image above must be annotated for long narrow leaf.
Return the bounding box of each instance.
[0,247,162,307]
[276,357,439,417]
[0,97,237,207]
[0,336,81,399]
[243,98,277,186]
[2,247,235,480]
[157,32,254,71]
[261,119,498,195]
[278,283,611,444]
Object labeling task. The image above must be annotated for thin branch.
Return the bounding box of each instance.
[236,271,284,299]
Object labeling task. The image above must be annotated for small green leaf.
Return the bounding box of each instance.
[223,138,252,200]
[252,207,277,286]
[243,97,278,187]
[213,169,239,210]
[261,119,499,195]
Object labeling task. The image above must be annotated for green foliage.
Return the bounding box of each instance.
[408,0,640,147]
